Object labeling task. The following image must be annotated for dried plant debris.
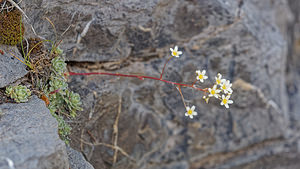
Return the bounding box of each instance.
[0,0,22,12]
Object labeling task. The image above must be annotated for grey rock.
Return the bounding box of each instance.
[230,152,300,169]
[0,96,69,169]
[286,0,300,125]
[0,45,27,88]
[67,146,94,169]
[22,0,288,112]
[20,0,300,169]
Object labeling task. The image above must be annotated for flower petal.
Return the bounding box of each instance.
[178,51,182,55]
[189,115,193,119]
[193,111,198,116]
[225,104,229,108]
[228,100,233,104]
[202,70,206,74]
[191,106,195,111]
[174,46,178,51]
[185,113,188,116]
[170,48,173,52]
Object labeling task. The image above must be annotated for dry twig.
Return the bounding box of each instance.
[79,138,136,162]
[112,96,122,165]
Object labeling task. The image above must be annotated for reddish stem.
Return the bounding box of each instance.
[160,56,173,79]
[49,89,61,95]
[87,130,97,143]
[192,79,198,86]
[68,71,207,92]
[177,86,187,108]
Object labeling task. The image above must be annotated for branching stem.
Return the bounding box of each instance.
[67,71,207,92]
[177,86,187,108]
[160,56,173,79]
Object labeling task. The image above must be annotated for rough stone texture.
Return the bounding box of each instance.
[23,0,288,111]
[286,0,300,126]
[0,96,69,169]
[21,0,300,169]
[230,152,300,169]
[0,45,27,88]
[67,146,94,169]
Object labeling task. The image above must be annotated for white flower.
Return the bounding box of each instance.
[220,80,232,94]
[203,95,209,103]
[170,46,182,58]
[208,85,221,98]
[215,73,223,86]
[196,70,208,83]
[220,95,233,108]
[185,105,197,119]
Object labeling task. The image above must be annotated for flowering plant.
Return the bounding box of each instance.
[67,46,233,119]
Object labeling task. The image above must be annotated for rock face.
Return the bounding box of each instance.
[0,45,27,88]
[21,0,300,169]
[286,0,300,126]
[0,96,69,169]
[67,146,95,169]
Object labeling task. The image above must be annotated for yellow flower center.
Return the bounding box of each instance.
[216,79,221,84]
[222,99,228,104]
[205,98,209,103]
[173,51,178,56]
[187,109,193,115]
[198,74,203,79]
[211,90,215,95]
[222,85,227,90]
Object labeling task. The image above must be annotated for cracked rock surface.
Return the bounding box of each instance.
[21,0,300,169]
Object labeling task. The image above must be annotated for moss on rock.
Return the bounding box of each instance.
[0,9,24,45]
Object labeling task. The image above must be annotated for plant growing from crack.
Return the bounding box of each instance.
[5,85,31,103]
[6,35,82,143]
[67,46,234,119]
[50,110,72,144]
[41,56,83,143]
[47,56,83,117]
[5,55,82,143]
[1,1,82,144]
